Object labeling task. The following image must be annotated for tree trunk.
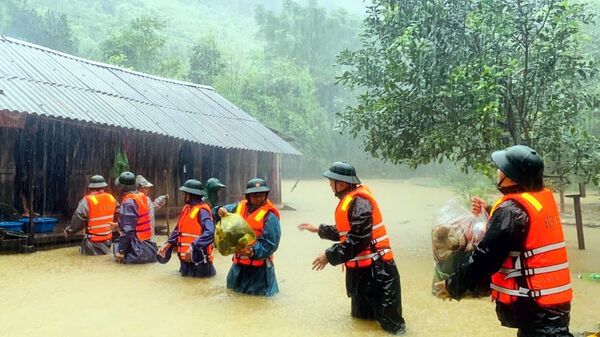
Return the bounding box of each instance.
[505,93,521,145]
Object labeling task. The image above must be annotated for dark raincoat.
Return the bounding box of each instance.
[319,191,406,335]
[165,198,216,277]
[65,196,115,255]
[214,202,281,296]
[446,194,573,337]
[114,193,157,264]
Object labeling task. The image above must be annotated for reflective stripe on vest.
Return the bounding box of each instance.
[176,203,213,262]
[348,248,392,262]
[85,192,116,243]
[489,189,572,306]
[122,193,152,241]
[88,215,114,223]
[233,199,280,267]
[499,261,569,279]
[339,223,384,237]
[334,185,394,268]
[490,283,572,298]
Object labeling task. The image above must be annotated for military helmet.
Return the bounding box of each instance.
[206,178,226,191]
[179,179,207,197]
[491,145,544,191]
[88,175,108,189]
[323,161,361,184]
[115,171,137,192]
[244,178,271,194]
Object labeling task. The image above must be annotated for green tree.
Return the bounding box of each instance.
[2,0,78,54]
[0,3,7,31]
[338,0,599,179]
[215,57,330,161]
[158,58,186,80]
[188,36,225,86]
[255,0,361,123]
[100,15,166,73]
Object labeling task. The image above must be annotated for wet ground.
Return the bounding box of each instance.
[1,179,598,336]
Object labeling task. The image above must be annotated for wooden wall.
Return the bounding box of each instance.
[0,127,17,220]
[0,115,283,221]
[223,149,281,204]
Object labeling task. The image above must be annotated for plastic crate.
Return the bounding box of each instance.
[18,217,57,233]
[0,221,24,232]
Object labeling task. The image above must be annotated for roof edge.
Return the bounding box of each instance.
[0,109,303,156]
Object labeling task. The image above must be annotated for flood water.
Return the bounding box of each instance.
[1,179,599,336]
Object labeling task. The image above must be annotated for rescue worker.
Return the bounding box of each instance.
[64,175,117,255]
[136,175,167,239]
[113,171,158,264]
[215,178,281,296]
[435,145,573,337]
[298,162,406,335]
[157,179,216,277]
[205,177,226,208]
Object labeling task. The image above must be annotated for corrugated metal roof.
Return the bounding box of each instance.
[0,36,301,155]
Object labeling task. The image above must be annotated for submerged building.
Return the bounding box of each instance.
[0,35,300,221]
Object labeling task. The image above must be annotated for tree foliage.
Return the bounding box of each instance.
[215,57,329,159]
[338,0,600,178]
[1,0,78,54]
[100,15,167,73]
[256,0,361,121]
[189,36,225,86]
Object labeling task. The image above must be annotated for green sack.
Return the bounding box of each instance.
[431,250,491,298]
[215,213,256,256]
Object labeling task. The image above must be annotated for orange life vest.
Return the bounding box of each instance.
[85,192,117,243]
[335,185,394,268]
[232,199,280,267]
[122,192,152,241]
[176,203,214,262]
[489,188,572,306]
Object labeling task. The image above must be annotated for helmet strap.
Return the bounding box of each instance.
[495,176,506,190]
[496,177,523,195]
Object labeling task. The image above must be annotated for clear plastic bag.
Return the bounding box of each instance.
[431,199,489,296]
[432,200,488,262]
[214,213,256,256]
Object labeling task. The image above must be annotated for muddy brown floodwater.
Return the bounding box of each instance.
[1,179,599,337]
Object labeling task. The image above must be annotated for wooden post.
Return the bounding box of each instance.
[576,183,586,250]
[27,181,34,245]
[25,119,36,252]
[578,182,586,197]
[572,195,585,250]
[559,188,565,213]
[164,169,170,234]
[566,182,586,250]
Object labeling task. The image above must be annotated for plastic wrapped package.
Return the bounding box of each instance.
[215,213,256,256]
[431,200,489,296]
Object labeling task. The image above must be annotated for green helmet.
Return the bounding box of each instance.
[115,171,137,192]
[491,145,544,190]
[323,161,361,184]
[244,178,271,194]
[88,175,108,189]
[206,178,226,191]
[179,179,206,197]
